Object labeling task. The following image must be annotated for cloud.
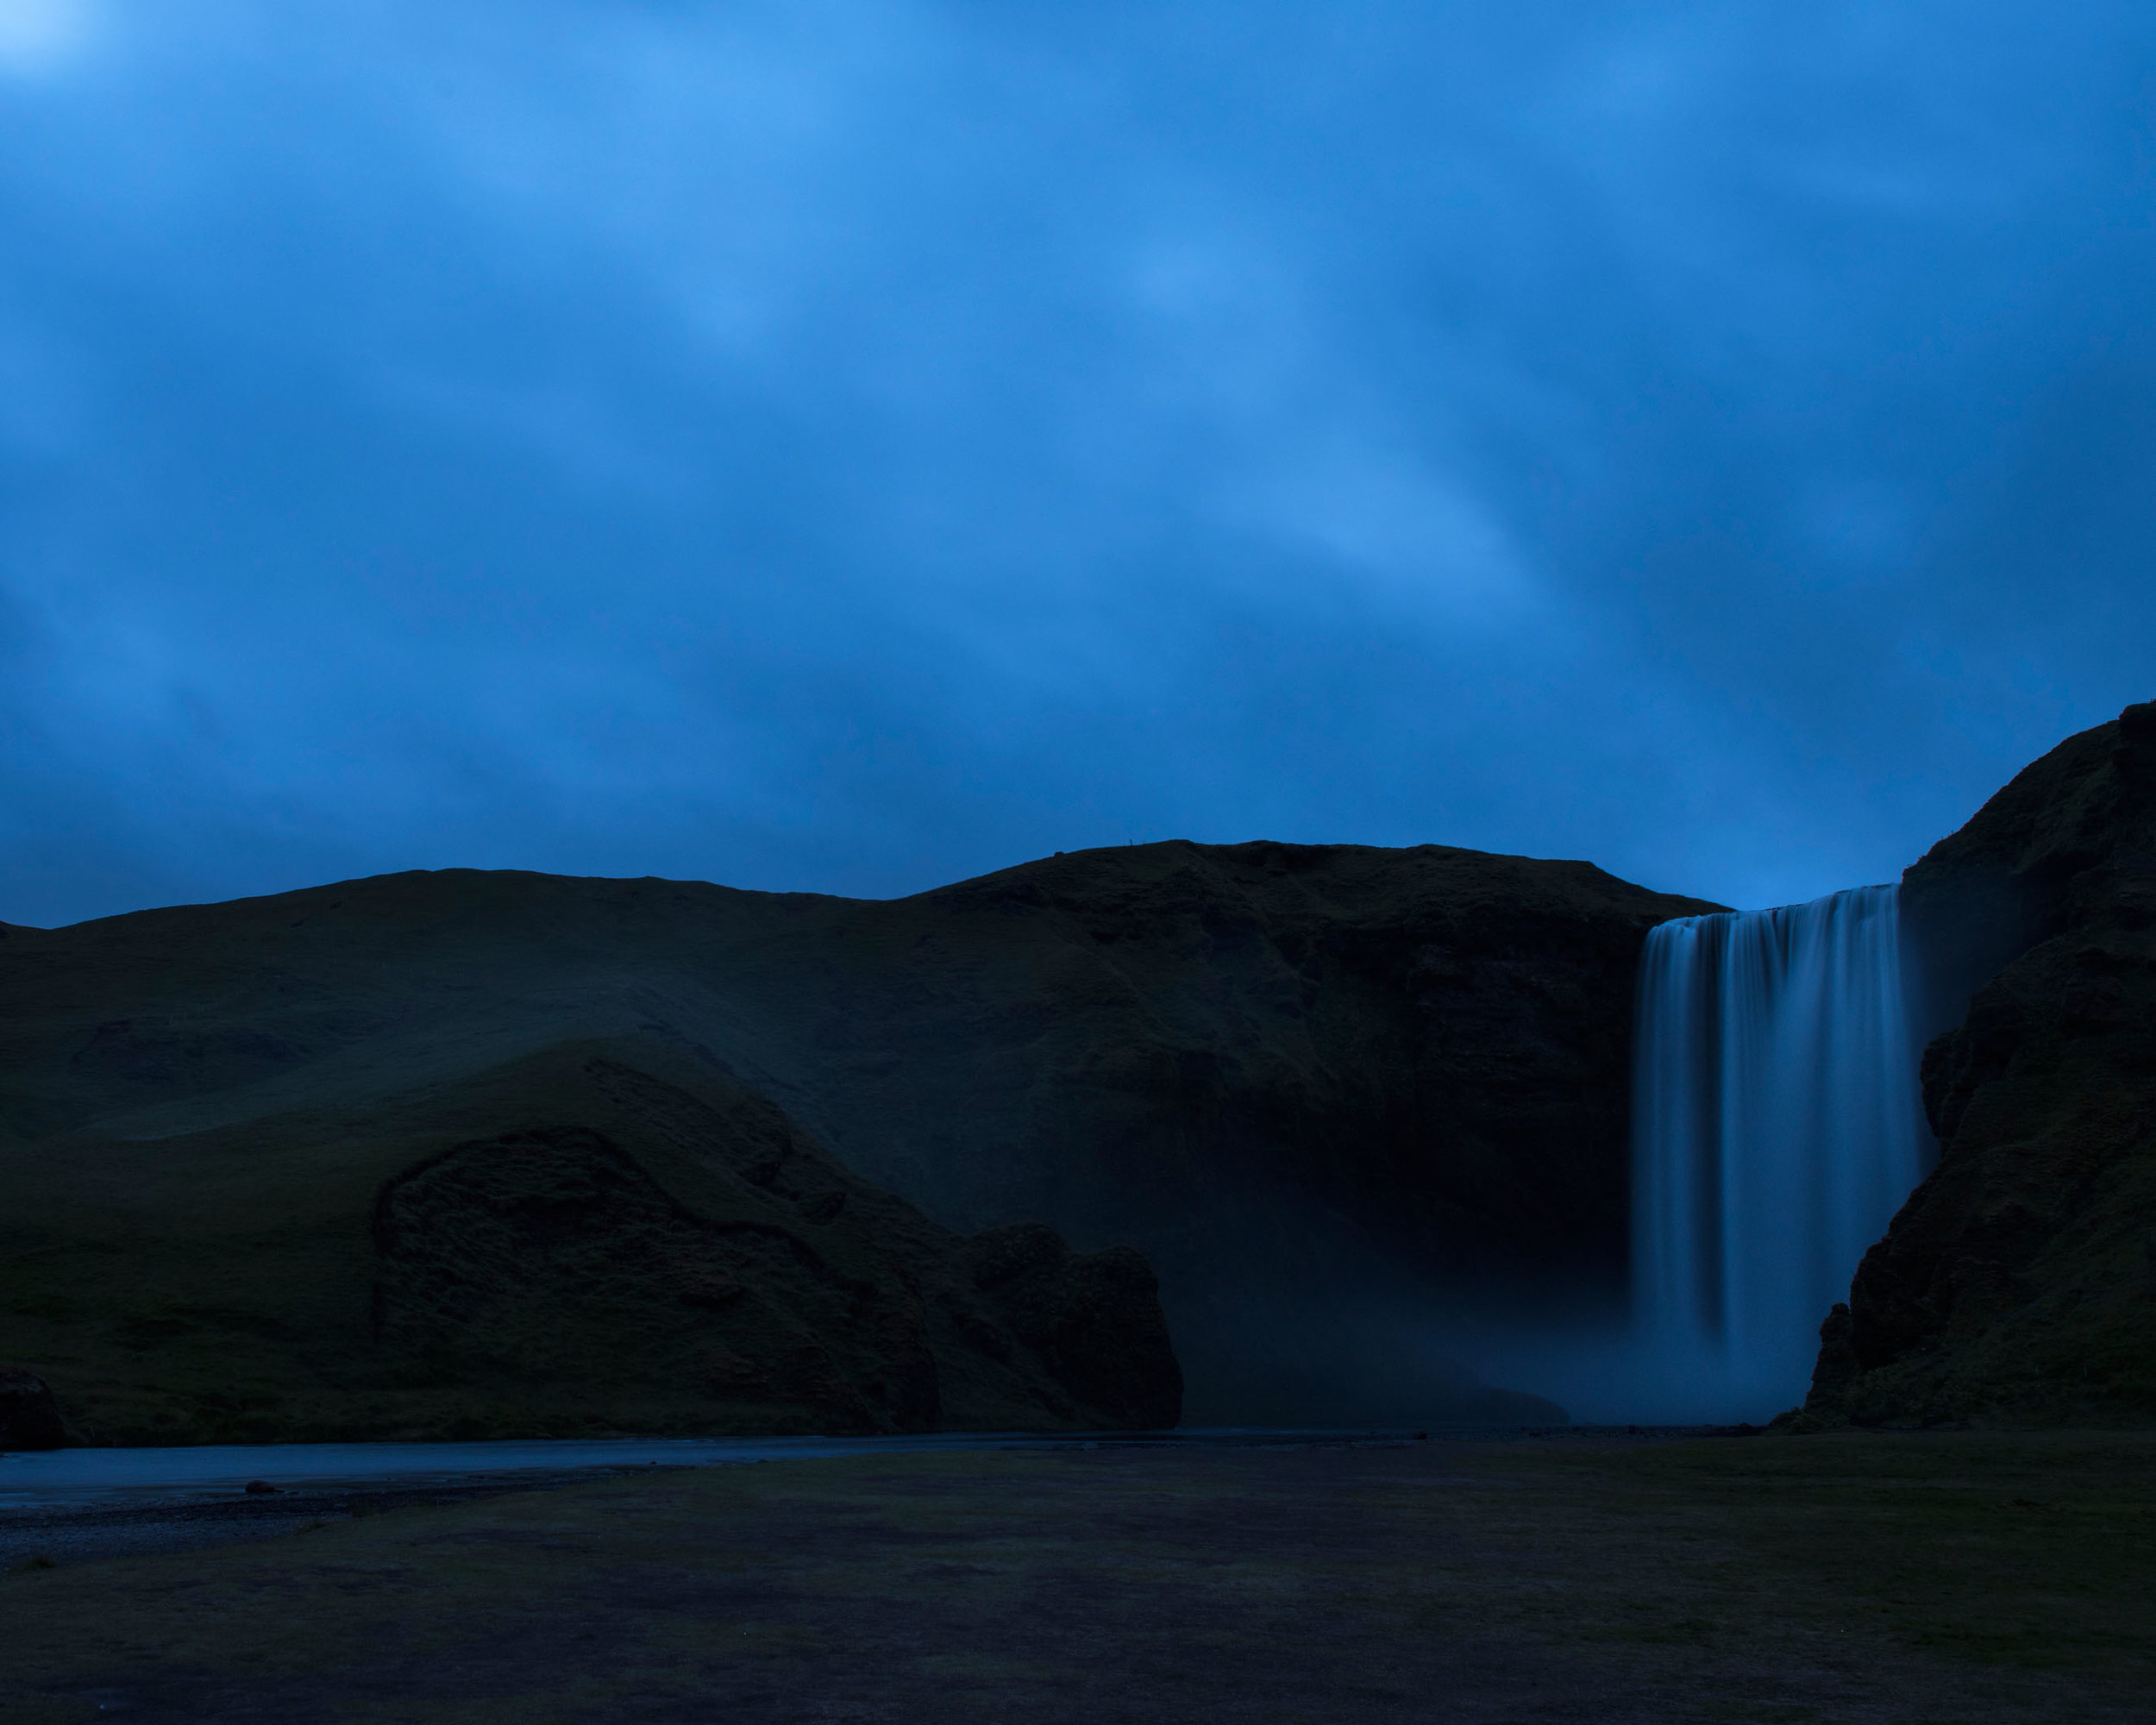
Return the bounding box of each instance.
[0,0,2153,925]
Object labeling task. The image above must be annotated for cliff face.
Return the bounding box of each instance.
[767,842,1718,1418]
[0,839,1712,1436]
[1802,702,2156,1425]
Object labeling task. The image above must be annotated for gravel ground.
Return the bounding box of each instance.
[0,1471,664,1569]
[0,1429,2147,1724]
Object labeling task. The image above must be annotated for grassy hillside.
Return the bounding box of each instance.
[1,840,1714,1433]
[0,1023,1179,1443]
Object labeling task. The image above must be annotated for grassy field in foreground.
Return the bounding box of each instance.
[1,1430,2150,1723]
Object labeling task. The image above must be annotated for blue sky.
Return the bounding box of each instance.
[3,0,2151,925]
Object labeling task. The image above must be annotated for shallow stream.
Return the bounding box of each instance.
[2,1427,1568,1512]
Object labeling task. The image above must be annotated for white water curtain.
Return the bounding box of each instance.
[1633,885,1932,1413]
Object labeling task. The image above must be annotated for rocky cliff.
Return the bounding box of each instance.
[0,839,1713,1437]
[751,842,1718,1418]
[1800,702,2156,1425]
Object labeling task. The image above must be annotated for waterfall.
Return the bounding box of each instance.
[1631,885,1931,1416]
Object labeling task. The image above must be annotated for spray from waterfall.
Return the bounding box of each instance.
[1630,885,1932,1418]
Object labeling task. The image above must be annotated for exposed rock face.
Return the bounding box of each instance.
[0,839,1708,1434]
[1800,701,2156,1425]
[0,1366,66,1450]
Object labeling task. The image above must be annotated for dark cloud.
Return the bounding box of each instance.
[3,0,2152,925]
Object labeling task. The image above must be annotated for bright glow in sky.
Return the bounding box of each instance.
[0,0,97,74]
[3,0,2152,923]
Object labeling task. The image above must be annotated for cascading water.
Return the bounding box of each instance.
[1631,884,1932,1417]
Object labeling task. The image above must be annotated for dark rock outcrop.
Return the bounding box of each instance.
[364,1075,1181,1437]
[1798,701,2156,1426]
[0,1366,66,1449]
[371,1122,946,1434]
[961,1224,1181,1428]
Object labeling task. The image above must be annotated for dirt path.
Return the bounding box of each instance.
[2,1432,2147,1723]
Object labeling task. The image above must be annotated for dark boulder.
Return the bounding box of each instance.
[964,1223,1181,1428]
[0,1367,66,1450]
